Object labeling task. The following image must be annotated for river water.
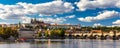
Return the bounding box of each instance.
[0,39,120,48]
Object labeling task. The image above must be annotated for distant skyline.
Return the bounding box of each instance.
[0,0,120,26]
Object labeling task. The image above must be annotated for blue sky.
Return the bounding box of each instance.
[0,0,120,26]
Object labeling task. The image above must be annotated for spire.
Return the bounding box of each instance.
[34,16,37,24]
[34,15,37,21]
[18,21,21,28]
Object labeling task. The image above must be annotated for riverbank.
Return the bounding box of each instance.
[0,36,120,42]
[35,35,120,40]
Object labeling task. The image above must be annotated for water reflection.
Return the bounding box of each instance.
[0,39,120,48]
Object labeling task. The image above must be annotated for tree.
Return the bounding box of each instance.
[45,30,50,37]
[11,29,19,38]
[49,29,65,37]
[0,27,18,39]
[0,28,11,39]
[59,29,65,37]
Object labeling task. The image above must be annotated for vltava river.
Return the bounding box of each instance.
[0,39,120,48]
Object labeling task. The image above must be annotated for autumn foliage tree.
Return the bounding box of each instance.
[0,27,18,39]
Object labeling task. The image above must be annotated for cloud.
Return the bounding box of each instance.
[76,0,120,11]
[37,15,76,24]
[0,5,25,20]
[65,15,75,18]
[18,1,74,15]
[113,20,120,25]
[0,22,10,24]
[78,10,119,22]
[0,1,74,20]
[93,23,103,27]
[21,17,31,23]
[38,17,66,24]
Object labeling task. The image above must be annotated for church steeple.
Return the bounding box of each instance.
[34,15,37,24]
[31,16,37,24]
[31,18,33,24]
[18,21,21,28]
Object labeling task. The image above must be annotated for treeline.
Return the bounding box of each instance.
[38,29,65,38]
[0,27,18,39]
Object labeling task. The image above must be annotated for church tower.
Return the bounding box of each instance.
[31,16,37,24]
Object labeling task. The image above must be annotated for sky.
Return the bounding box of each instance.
[0,0,120,26]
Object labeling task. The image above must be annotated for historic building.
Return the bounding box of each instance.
[18,28,35,39]
[48,24,81,30]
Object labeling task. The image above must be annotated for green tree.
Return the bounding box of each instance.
[11,29,18,38]
[0,27,18,39]
[50,29,65,37]
[59,29,65,37]
[38,31,42,37]
[45,31,50,37]
[0,28,11,39]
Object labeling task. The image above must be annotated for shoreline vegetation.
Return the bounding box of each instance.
[0,26,120,42]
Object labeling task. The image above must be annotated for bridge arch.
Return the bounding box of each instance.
[105,35,111,39]
[93,35,100,39]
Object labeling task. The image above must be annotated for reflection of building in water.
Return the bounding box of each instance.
[47,39,51,48]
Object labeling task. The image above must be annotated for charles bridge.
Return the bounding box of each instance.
[65,30,120,40]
